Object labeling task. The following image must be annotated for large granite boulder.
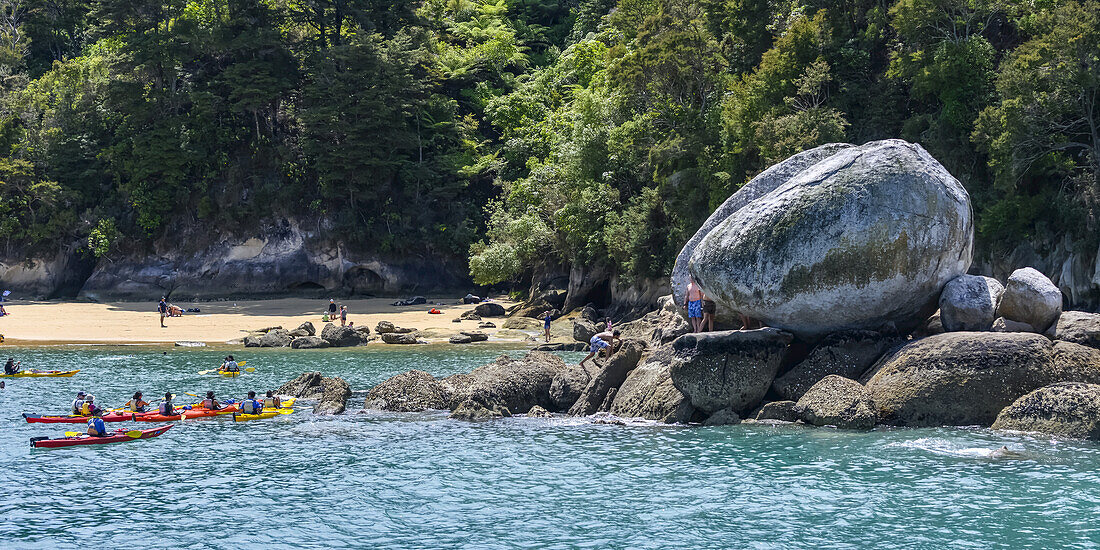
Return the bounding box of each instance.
[567,340,647,416]
[992,382,1100,439]
[688,140,973,339]
[609,347,695,423]
[449,399,511,420]
[772,330,899,401]
[441,351,567,413]
[992,317,1037,333]
[573,319,598,344]
[277,372,350,414]
[320,323,366,347]
[1046,311,1100,348]
[259,329,293,347]
[755,401,800,422]
[243,335,262,347]
[672,142,855,305]
[865,332,1057,427]
[1050,341,1100,383]
[381,333,420,345]
[363,370,450,412]
[668,328,793,414]
[549,363,599,411]
[939,275,1004,332]
[289,321,317,337]
[449,331,489,344]
[474,302,506,317]
[996,267,1063,333]
[290,336,330,349]
[795,375,877,429]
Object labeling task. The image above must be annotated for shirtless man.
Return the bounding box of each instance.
[684,278,704,333]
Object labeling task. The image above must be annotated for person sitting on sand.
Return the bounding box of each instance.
[263,390,281,409]
[159,392,176,416]
[240,391,263,415]
[71,391,87,415]
[4,357,20,375]
[581,330,620,368]
[87,411,108,437]
[200,391,224,410]
[126,391,150,413]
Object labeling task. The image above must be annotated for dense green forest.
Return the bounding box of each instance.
[0,0,1096,289]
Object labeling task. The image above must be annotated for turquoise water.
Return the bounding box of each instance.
[2,345,1099,548]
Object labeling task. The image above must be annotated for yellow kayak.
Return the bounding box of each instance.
[219,370,240,378]
[233,408,294,422]
[1,369,80,378]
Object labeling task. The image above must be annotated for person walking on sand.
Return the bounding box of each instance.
[340,305,348,327]
[158,297,168,328]
[543,311,553,343]
[684,278,703,333]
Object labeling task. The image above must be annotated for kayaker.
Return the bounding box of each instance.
[87,411,108,437]
[200,391,224,410]
[240,391,263,415]
[126,391,150,413]
[218,355,239,373]
[71,391,87,414]
[80,395,99,416]
[159,392,176,416]
[263,390,281,409]
[4,357,20,375]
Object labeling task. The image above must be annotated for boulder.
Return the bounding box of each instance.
[375,321,397,334]
[573,319,598,344]
[991,382,1100,439]
[772,330,899,401]
[295,321,317,336]
[449,399,510,420]
[688,140,973,339]
[278,372,325,398]
[459,310,482,321]
[912,311,945,338]
[290,336,330,349]
[580,305,602,324]
[1046,311,1100,348]
[865,332,1057,427]
[527,405,554,418]
[381,333,419,345]
[996,267,1063,333]
[320,323,366,347]
[502,317,543,331]
[392,296,427,306]
[478,322,496,329]
[609,347,696,423]
[512,300,554,319]
[703,408,741,426]
[313,377,351,415]
[567,340,647,416]
[755,401,800,422]
[449,331,489,344]
[1050,341,1100,383]
[668,328,793,414]
[615,296,691,348]
[795,375,877,429]
[991,317,1037,333]
[672,142,855,305]
[939,275,1004,332]
[259,329,293,347]
[441,351,568,413]
[549,363,599,411]
[243,335,262,347]
[474,302,506,317]
[363,370,450,412]
[534,342,589,352]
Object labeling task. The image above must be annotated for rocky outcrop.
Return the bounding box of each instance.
[608,347,695,423]
[526,405,554,418]
[290,336,330,349]
[991,317,1036,333]
[703,408,741,426]
[615,295,691,348]
[449,331,489,344]
[320,323,367,347]
[795,376,877,429]
[441,352,567,413]
[671,143,854,305]
[363,370,450,412]
[0,244,97,299]
[755,401,800,422]
[534,342,589,352]
[549,363,599,411]
[277,372,350,414]
[567,340,647,416]
[992,382,1100,439]
[375,321,415,334]
[996,267,1063,333]
[381,333,420,345]
[289,321,317,337]
[865,332,1059,427]
[573,319,598,344]
[449,399,511,420]
[772,330,899,401]
[243,335,262,347]
[474,303,506,317]
[939,275,1004,332]
[668,328,793,414]
[459,310,482,321]
[259,329,293,347]
[1046,311,1100,348]
[688,140,973,339]
[1050,341,1100,383]
[502,317,543,331]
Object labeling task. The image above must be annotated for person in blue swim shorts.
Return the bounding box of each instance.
[581,329,620,368]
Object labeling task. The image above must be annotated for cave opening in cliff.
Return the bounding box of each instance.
[581,279,612,309]
[344,267,385,295]
[287,281,325,291]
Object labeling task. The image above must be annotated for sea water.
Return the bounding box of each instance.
[1,345,1098,548]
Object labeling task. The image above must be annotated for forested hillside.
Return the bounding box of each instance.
[0,0,1096,302]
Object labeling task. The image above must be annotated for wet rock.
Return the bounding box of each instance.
[668,328,794,414]
[688,140,973,339]
[609,347,695,423]
[992,317,1037,333]
[573,319,598,344]
[534,342,588,352]
[449,399,511,420]
[939,275,1004,332]
[290,336,330,349]
[313,377,351,415]
[449,331,489,344]
[381,333,420,345]
[756,401,800,422]
[703,408,741,426]
[772,330,899,401]
[363,370,450,412]
[568,340,647,416]
[1046,311,1100,348]
[474,302,506,317]
[259,329,292,347]
[441,351,567,413]
[996,267,1063,333]
[527,405,554,418]
[992,382,1100,440]
[795,375,877,429]
[549,363,599,411]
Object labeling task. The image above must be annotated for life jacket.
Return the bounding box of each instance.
[81,402,92,415]
[160,401,173,415]
[201,398,217,409]
[241,400,259,414]
[263,397,278,408]
[72,399,84,415]
[88,417,105,435]
[129,400,144,413]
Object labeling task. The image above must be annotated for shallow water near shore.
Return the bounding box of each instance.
[2,345,1099,548]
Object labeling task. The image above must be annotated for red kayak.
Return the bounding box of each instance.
[30,425,172,448]
[23,412,136,424]
[133,404,237,422]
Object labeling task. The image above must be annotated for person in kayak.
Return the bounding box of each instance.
[87,411,108,437]
[263,390,281,409]
[240,391,263,415]
[126,391,150,413]
[4,357,20,375]
[71,391,87,414]
[218,355,239,373]
[159,392,176,416]
[199,391,227,410]
[80,395,100,416]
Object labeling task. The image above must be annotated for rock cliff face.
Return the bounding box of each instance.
[688,140,973,339]
[0,243,97,299]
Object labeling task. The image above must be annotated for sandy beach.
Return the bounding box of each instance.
[0,296,574,345]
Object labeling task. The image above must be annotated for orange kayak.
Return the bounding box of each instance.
[133,404,238,422]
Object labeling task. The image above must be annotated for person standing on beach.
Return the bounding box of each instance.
[340,305,348,326]
[543,311,553,343]
[328,299,337,321]
[684,278,703,333]
[158,297,168,328]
